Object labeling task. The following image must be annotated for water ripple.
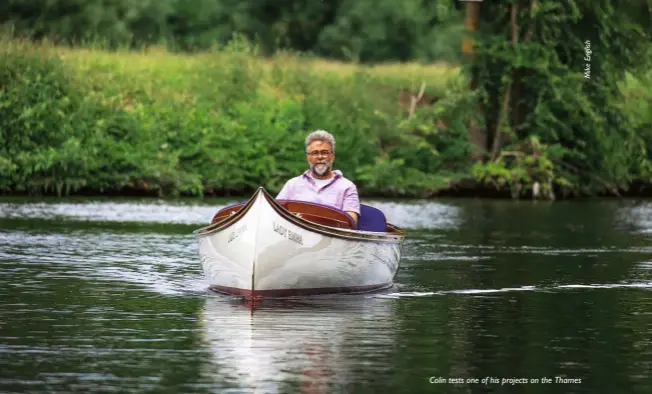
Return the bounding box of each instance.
[0,230,206,298]
[362,200,461,230]
[378,282,652,298]
[0,200,222,225]
[2,198,652,394]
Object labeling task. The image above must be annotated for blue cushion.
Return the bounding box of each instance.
[358,204,387,232]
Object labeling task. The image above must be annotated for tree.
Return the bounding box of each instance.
[466,0,652,198]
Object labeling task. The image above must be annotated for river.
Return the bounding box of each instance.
[1,196,651,393]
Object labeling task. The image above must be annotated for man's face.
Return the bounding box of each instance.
[306,140,335,177]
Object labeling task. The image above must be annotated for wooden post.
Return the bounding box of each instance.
[462,1,481,61]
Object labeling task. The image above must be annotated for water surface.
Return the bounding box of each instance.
[1,196,652,393]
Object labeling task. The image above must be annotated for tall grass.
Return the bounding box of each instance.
[0,36,472,197]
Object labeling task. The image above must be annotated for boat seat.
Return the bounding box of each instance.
[213,199,360,230]
[211,202,246,223]
[277,199,357,229]
[217,202,246,213]
[357,204,387,232]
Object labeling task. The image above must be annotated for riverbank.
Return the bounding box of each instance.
[1,37,651,199]
[3,178,651,200]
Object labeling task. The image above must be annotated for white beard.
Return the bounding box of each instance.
[312,162,331,176]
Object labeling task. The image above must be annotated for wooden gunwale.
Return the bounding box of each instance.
[195,187,406,243]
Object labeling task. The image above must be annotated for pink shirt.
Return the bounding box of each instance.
[276,170,360,214]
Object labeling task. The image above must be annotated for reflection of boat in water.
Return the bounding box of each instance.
[198,295,396,393]
[194,187,405,298]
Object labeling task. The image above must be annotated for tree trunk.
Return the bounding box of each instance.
[512,0,537,140]
[463,1,487,161]
[490,2,519,160]
[462,2,481,58]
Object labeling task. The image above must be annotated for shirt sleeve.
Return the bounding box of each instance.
[276,180,293,200]
[342,184,361,215]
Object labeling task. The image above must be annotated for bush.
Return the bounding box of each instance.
[0,36,471,197]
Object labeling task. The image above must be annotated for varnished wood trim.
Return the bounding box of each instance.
[194,193,257,235]
[280,201,355,229]
[260,189,405,243]
[212,200,355,229]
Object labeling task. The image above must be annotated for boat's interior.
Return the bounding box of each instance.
[211,199,399,233]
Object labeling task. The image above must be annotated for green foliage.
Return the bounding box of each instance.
[0,0,174,48]
[471,136,570,199]
[2,0,652,200]
[468,0,652,198]
[354,80,477,196]
[0,42,87,194]
[0,0,464,62]
[0,40,192,196]
[619,68,652,180]
[0,36,471,197]
[317,0,463,62]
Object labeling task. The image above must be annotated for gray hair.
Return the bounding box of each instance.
[305,130,336,153]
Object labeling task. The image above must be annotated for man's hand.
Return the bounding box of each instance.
[346,211,359,225]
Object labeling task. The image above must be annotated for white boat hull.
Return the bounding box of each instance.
[195,188,404,298]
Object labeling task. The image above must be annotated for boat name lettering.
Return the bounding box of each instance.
[273,222,303,245]
[228,224,247,243]
[288,231,303,245]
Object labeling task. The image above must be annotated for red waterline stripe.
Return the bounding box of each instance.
[209,283,393,299]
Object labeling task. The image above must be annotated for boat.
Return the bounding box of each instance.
[193,187,405,298]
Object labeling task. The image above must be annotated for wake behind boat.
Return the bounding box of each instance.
[194,187,405,298]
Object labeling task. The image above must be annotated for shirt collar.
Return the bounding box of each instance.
[302,169,342,183]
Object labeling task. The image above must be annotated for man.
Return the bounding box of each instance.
[276,130,360,224]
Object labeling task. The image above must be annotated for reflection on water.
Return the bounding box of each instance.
[0,197,460,230]
[616,200,652,234]
[198,296,395,393]
[1,196,652,233]
[1,196,652,393]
